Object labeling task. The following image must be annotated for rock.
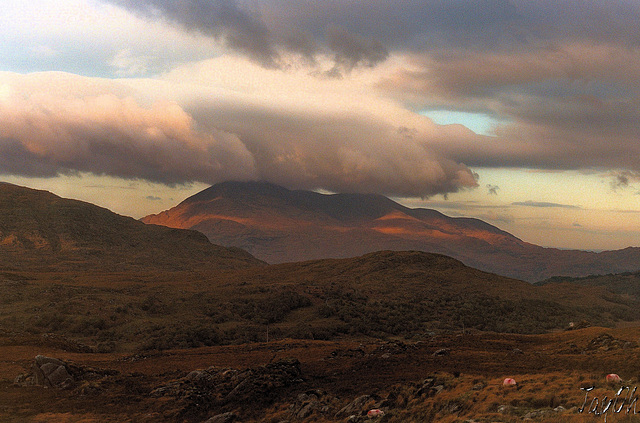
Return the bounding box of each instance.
[471,382,485,391]
[289,390,331,419]
[15,355,75,389]
[15,355,118,391]
[497,405,513,414]
[297,402,316,419]
[329,347,365,359]
[586,333,637,352]
[45,364,73,388]
[13,373,33,386]
[336,395,373,418]
[433,348,450,356]
[152,358,303,420]
[187,370,213,383]
[416,377,445,397]
[204,412,237,423]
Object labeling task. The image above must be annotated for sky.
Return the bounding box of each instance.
[1,0,640,251]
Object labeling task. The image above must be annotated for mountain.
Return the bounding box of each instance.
[0,182,263,272]
[142,181,640,281]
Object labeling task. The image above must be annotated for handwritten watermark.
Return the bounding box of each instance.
[579,386,639,422]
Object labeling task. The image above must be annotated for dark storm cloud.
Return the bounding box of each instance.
[326,27,389,72]
[104,0,525,69]
[108,0,281,67]
[105,0,640,59]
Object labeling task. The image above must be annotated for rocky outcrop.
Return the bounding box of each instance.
[14,355,118,390]
[14,355,74,389]
[152,358,303,421]
[586,333,637,352]
[289,390,333,420]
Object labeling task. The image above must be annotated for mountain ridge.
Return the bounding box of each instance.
[142,180,640,281]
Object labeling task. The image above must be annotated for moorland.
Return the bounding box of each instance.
[3,182,640,422]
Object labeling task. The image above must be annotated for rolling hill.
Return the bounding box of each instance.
[0,182,263,272]
[142,181,640,281]
[538,271,640,300]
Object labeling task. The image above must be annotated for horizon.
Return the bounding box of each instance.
[2,1,640,251]
[0,176,632,253]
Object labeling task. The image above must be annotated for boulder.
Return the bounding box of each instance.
[289,390,332,419]
[433,348,450,356]
[15,355,74,389]
[14,355,119,391]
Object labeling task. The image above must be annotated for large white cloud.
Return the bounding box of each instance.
[0,72,258,184]
[0,66,479,198]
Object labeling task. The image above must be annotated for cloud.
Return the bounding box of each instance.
[378,41,640,173]
[109,49,157,76]
[146,195,162,201]
[103,0,405,71]
[610,170,640,190]
[0,0,222,77]
[7,0,640,198]
[105,0,310,68]
[0,70,478,198]
[326,27,389,73]
[487,184,499,195]
[0,73,258,185]
[512,201,580,209]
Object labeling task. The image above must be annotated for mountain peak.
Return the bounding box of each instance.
[183,181,292,204]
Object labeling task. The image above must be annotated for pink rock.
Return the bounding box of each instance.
[503,377,517,386]
[606,373,622,384]
[367,409,384,418]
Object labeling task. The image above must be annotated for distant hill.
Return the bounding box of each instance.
[0,182,263,272]
[225,250,639,335]
[538,271,640,300]
[142,181,640,281]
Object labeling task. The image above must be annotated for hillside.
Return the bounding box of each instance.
[142,181,640,281]
[3,250,637,354]
[0,182,263,272]
[538,271,640,300]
